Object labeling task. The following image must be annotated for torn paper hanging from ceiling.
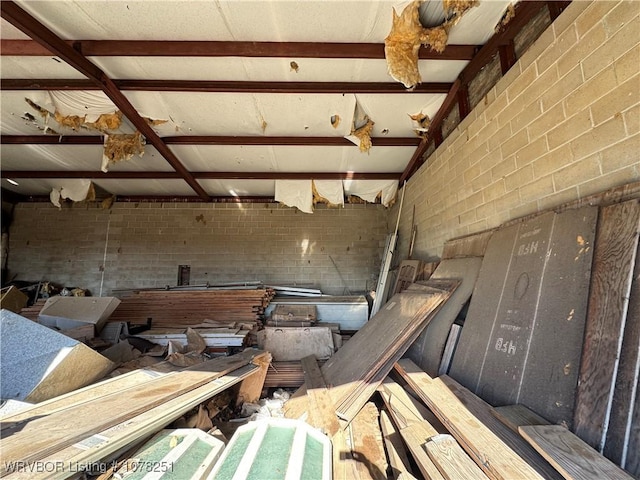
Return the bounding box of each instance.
[384,0,478,89]
[50,179,95,208]
[275,179,314,214]
[345,100,375,153]
[102,132,146,172]
[313,180,344,207]
[344,179,399,207]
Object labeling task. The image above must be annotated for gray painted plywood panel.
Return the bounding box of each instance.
[449,225,518,390]
[405,257,483,376]
[450,207,597,426]
[519,206,597,425]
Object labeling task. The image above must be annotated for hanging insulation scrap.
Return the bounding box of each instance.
[495,3,515,33]
[25,98,50,121]
[384,0,478,88]
[409,111,431,139]
[143,117,169,127]
[384,0,425,89]
[102,132,145,172]
[443,0,479,17]
[86,111,124,131]
[351,118,375,153]
[54,110,87,131]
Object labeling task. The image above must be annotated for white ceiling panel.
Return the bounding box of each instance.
[169,145,413,173]
[2,0,536,200]
[0,144,174,172]
[91,56,467,84]
[92,179,196,196]
[198,179,276,197]
[0,56,88,79]
[2,177,84,196]
[354,93,446,137]
[122,91,358,137]
[16,1,395,42]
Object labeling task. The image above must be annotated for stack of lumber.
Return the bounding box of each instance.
[0,349,271,479]
[109,288,275,327]
[284,279,459,425]
[16,298,46,321]
[264,360,327,388]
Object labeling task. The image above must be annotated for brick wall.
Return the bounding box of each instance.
[394,0,640,260]
[7,202,388,296]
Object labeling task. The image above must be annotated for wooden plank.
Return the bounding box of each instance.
[395,359,563,480]
[379,377,445,433]
[8,364,259,480]
[379,410,417,480]
[442,230,494,259]
[0,364,176,423]
[379,379,446,480]
[235,351,272,406]
[425,434,489,480]
[519,425,634,480]
[392,260,423,295]
[349,402,388,480]
[492,404,550,434]
[574,200,640,451]
[406,257,482,376]
[285,280,458,424]
[0,349,263,472]
[400,424,446,480]
[260,326,334,361]
[604,240,640,467]
[438,324,462,376]
[301,355,341,437]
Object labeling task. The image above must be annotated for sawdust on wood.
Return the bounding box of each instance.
[351,118,375,153]
[102,132,145,171]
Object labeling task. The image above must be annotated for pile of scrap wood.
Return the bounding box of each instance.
[277,284,632,479]
[109,287,275,327]
[0,348,272,479]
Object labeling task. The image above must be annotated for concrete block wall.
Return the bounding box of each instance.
[393,0,640,260]
[7,202,388,296]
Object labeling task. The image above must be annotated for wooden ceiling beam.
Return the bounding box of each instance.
[0,1,210,200]
[1,78,452,94]
[3,171,400,180]
[0,39,478,60]
[1,135,421,147]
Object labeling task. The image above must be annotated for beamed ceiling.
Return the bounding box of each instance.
[0,0,571,205]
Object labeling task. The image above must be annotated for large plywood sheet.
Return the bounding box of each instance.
[0,310,114,403]
[450,206,598,425]
[405,257,483,376]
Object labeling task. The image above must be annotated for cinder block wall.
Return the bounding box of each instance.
[7,202,388,296]
[394,0,640,259]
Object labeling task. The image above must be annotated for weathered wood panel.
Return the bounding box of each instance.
[519,425,634,480]
[395,359,563,480]
[604,241,640,468]
[395,359,562,480]
[574,200,640,451]
[406,257,482,376]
